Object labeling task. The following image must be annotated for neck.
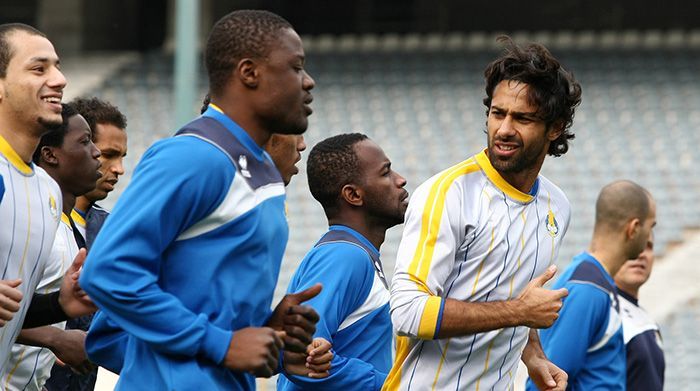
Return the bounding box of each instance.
[490,150,546,194]
[616,282,639,300]
[61,190,76,216]
[210,96,272,147]
[0,125,42,164]
[328,214,388,250]
[74,196,92,213]
[588,233,628,278]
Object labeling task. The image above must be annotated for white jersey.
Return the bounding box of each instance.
[385,150,570,391]
[5,214,78,390]
[0,135,61,379]
[70,209,86,239]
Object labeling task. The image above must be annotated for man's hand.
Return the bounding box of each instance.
[516,265,568,328]
[524,354,568,391]
[267,284,321,353]
[0,279,22,326]
[283,337,333,379]
[50,329,94,375]
[224,327,284,378]
[58,249,97,318]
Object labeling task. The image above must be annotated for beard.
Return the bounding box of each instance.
[487,135,548,174]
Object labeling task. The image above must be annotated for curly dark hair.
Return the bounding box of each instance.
[70,97,127,142]
[0,23,46,78]
[200,94,210,114]
[205,10,292,97]
[32,103,80,164]
[307,133,369,217]
[483,36,582,157]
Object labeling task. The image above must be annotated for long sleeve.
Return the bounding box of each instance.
[281,243,387,390]
[532,283,609,381]
[389,177,463,340]
[85,311,127,374]
[80,137,235,365]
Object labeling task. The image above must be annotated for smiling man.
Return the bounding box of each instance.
[0,23,95,375]
[384,37,582,391]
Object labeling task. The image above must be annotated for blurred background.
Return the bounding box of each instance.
[3,0,700,389]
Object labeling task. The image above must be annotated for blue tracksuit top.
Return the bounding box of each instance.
[526,252,626,391]
[80,105,288,390]
[277,225,392,391]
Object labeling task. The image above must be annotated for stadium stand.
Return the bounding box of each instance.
[71,31,700,389]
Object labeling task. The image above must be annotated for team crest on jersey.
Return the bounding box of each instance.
[238,155,251,178]
[48,195,58,221]
[545,209,559,237]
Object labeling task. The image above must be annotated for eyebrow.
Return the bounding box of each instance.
[491,105,539,118]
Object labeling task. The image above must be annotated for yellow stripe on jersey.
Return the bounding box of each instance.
[406,158,479,339]
[71,209,86,228]
[4,346,26,388]
[474,150,533,204]
[18,177,31,276]
[209,103,224,113]
[508,210,528,299]
[382,336,411,391]
[418,296,442,339]
[471,226,495,296]
[475,336,498,390]
[60,213,72,228]
[431,338,452,390]
[0,134,33,175]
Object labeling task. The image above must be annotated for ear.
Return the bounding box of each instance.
[625,218,641,241]
[340,184,363,207]
[236,58,259,88]
[547,121,564,142]
[40,146,59,166]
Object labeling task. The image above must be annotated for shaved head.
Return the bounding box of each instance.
[594,180,651,231]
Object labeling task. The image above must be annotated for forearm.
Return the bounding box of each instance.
[16,325,62,349]
[436,297,525,338]
[23,292,68,328]
[522,329,546,363]
[286,354,385,391]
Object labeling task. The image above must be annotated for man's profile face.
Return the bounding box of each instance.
[84,123,127,202]
[53,114,102,197]
[354,139,409,228]
[616,235,655,291]
[486,80,557,178]
[256,28,315,135]
[265,134,305,186]
[0,31,66,133]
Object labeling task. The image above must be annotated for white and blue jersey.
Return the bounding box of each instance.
[619,289,664,390]
[0,134,62,378]
[527,253,625,391]
[278,225,392,391]
[80,104,288,390]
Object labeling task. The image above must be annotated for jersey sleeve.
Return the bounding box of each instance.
[281,243,386,390]
[389,178,463,340]
[536,282,610,379]
[85,311,127,374]
[79,137,236,365]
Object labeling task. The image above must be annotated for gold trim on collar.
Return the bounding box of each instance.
[475,149,534,203]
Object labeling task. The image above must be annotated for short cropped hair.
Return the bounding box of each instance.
[205,10,292,96]
[483,36,582,157]
[32,103,79,164]
[307,133,369,217]
[595,180,651,231]
[0,23,46,78]
[70,97,127,142]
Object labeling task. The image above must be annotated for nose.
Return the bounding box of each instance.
[496,116,516,138]
[396,172,407,188]
[91,142,101,159]
[48,66,67,90]
[114,157,125,176]
[297,135,307,152]
[303,70,315,91]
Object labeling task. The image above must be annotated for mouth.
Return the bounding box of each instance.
[41,95,62,112]
[303,96,313,115]
[400,191,410,205]
[493,141,520,158]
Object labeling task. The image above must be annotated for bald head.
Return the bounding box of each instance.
[594,180,651,232]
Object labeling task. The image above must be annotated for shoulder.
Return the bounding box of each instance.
[35,165,61,193]
[537,175,571,210]
[410,157,483,210]
[304,241,374,276]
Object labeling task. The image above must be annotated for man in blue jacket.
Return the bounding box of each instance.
[80,10,319,390]
[278,133,409,390]
[527,180,656,390]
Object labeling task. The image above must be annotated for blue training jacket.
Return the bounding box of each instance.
[278,225,392,391]
[81,105,288,390]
